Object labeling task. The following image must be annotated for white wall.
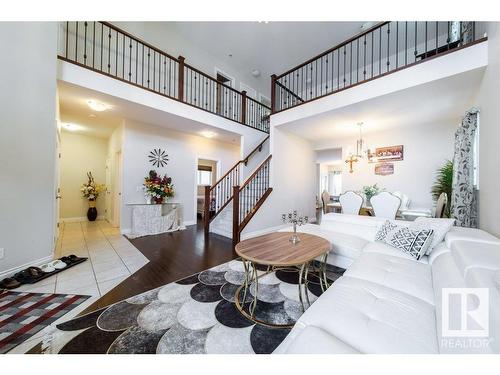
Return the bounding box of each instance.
[242,126,317,236]
[120,120,240,231]
[318,121,456,209]
[474,22,500,236]
[0,23,58,274]
[59,131,108,220]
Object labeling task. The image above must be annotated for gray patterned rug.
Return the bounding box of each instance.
[41,258,344,354]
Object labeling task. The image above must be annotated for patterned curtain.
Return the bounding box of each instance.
[451,110,479,228]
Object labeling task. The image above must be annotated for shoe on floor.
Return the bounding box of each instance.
[0,277,21,290]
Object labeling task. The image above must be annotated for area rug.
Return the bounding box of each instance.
[0,291,90,354]
[42,259,344,354]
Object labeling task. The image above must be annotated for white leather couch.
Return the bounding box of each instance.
[275,213,500,354]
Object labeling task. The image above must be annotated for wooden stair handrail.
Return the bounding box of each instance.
[204,136,270,233]
[232,155,273,247]
[209,136,270,194]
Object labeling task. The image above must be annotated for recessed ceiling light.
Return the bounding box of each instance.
[200,131,217,139]
[63,123,82,131]
[89,114,97,118]
[251,70,261,77]
[87,99,110,112]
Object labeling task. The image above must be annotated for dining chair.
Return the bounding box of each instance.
[370,192,401,219]
[339,191,363,215]
[321,190,331,214]
[434,192,448,218]
[393,191,410,210]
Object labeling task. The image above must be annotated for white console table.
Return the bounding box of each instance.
[126,202,185,238]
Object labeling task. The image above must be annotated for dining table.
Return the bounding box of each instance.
[326,202,432,221]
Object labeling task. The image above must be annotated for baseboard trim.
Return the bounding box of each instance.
[60,216,105,223]
[0,255,54,280]
[240,223,289,240]
[183,220,197,226]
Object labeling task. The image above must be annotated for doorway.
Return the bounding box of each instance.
[215,69,235,117]
[196,158,219,222]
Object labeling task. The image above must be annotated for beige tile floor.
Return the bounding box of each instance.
[15,220,149,297]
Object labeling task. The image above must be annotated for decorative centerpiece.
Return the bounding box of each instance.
[362,183,381,206]
[282,211,308,244]
[143,170,174,204]
[81,172,105,221]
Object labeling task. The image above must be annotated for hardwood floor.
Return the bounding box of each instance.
[82,219,236,313]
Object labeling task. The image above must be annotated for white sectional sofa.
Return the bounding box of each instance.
[275,213,500,354]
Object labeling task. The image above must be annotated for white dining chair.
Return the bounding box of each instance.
[371,192,401,219]
[434,192,448,218]
[321,190,331,214]
[393,191,410,210]
[339,191,363,215]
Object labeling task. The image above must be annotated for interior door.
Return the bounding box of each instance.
[105,157,112,222]
[54,127,62,241]
[113,151,122,228]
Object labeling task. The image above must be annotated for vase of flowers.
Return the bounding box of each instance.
[81,172,106,221]
[143,170,174,204]
[362,184,381,206]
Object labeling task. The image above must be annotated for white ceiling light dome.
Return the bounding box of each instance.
[87,99,110,112]
[251,69,261,77]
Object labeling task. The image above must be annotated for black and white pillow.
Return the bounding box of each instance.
[375,220,398,241]
[376,220,434,260]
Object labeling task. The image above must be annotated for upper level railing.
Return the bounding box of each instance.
[58,21,270,133]
[271,21,485,113]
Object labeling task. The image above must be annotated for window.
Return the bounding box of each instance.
[197,165,212,186]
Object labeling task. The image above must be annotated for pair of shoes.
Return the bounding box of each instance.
[14,267,44,284]
[0,277,21,290]
[60,255,83,265]
[41,259,67,273]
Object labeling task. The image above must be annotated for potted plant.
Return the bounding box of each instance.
[362,184,381,206]
[431,160,453,217]
[143,170,174,204]
[81,172,105,221]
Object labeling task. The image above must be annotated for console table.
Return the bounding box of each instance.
[126,203,185,238]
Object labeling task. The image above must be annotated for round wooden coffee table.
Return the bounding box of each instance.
[234,231,331,328]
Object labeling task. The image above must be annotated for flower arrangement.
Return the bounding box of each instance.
[362,183,381,203]
[143,170,174,204]
[81,172,105,201]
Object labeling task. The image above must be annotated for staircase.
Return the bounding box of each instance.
[204,137,272,244]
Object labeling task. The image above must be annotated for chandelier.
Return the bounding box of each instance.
[344,122,374,173]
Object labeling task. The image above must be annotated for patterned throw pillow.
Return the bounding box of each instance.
[375,220,398,241]
[410,217,455,255]
[376,220,434,260]
[385,227,434,260]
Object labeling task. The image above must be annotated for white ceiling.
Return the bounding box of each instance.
[58,81,241,144]
[279,68,485,146]
[162,22,368,92]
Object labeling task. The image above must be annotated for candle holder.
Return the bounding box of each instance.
[282,211,308,244]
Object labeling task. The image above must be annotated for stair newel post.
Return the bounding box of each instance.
[204,185,211,237]
[240,90,247,125]
[271,74,277,113]
[178,55,185,102]
[232,185,240,249]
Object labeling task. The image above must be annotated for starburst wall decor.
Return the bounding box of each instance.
[148,148,169,168]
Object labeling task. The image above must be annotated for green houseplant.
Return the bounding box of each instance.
[431,160,453,217]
